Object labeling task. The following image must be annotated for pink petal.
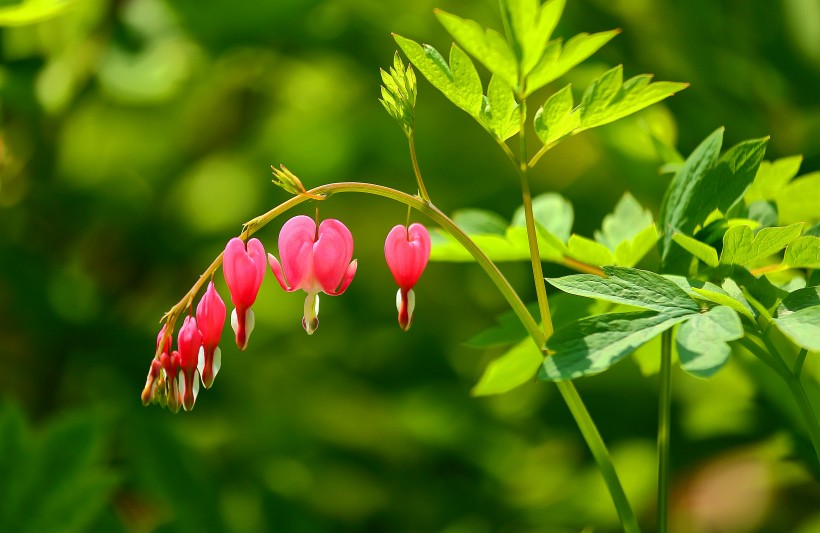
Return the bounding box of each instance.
[268,253,292,291]
[223,238,266,308]
[313,218,355,294]
[327,260,357,295]
[385,223,431,291]
[278,215,316,291]
[196,281,226,349]
[177,316,202,373]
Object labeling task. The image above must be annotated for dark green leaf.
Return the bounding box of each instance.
[677,306,743,378]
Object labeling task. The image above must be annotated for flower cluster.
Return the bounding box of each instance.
[142,216,431,411]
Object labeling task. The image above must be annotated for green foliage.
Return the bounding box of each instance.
[499,0,565,76]
[785,236,820,268]
[594,193,659,267]
[659,128,769,270]
[672,233,720,268]
[0,0,74,26]
[719,223,803,267]
[480,75,521,141]
[472,337,543,395]
[676,306,744,378]
[774,287,820,351]
[379,52,417,136]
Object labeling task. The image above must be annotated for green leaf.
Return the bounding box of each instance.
[719,223,803,267]
[672,232,720,267]
[659,128,769,266]
[567,235,614,266]
[775,171,820,225]
[774,287,820,351]
[465,302,539,347]
[547,266,700,313]
[533,83,580,147]
[527,30,620,96]
[784,236,820,268]
[744,155,802,204]
[480,75,521,141]
[540,310,693,380]
[614,224,659,267]
[511,192,574,242]
[433,9,518,88]
[472,337,543,395]
[677,306,743,378]
[452,209,508,235]
[578,66,688,130]
[691,285,756,322]
[429,226,566,262]
[394,35,483,117]
[0,0,75,27]
[499,0,566,75]
[379,52,417,136]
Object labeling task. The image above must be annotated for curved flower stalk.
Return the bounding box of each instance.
[196,280,226,388]
[384,223,431,330]
[223,237,266,350]
[268,215,357,334]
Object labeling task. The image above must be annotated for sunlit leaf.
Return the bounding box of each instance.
[499,0,565,75]
[774,287,820,351]
[784,236,820,269]
[566,235,614,266]
[672,232,720,268]
[745,155,803,203]
[677,306,743,378]
[480,75,521,141]
[719,223,803,267]
[775,171,820,225]
[533,83,579,146]
[472,337,543,395]
[0,0,74,26]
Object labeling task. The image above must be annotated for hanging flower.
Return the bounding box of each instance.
[223,237,266,350]
[268,215,357,334]
[384,223,431,331]
[196,280,226,388]
[177,315,202,412]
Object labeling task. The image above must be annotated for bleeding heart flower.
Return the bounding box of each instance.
[223,237,266,350]
[141,325,172,406]
[177,315,202,412]
[384,223,431,331]
[160,344,181,413]
[268,215,357,334]
[196,280,226,388]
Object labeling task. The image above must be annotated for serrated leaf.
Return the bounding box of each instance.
[774,286,820,351]
[719,223,803,267]
[677,306,743,378]
[672,233,720,267]
[472,338,543,395]
[480,75,521,141]
[567,235,614,266]
[547,266,700,313]
[659,129,769,268]
[745,155,803,203]
[784,236,820,268]
[394,35,483,117]
[614,224,659,267]
[511,192,574,242]
[433,10,518,88]
[775,171,820,225]
[595,192,654,250]
[540,310,692,380]
[527,30,620,96]
[533,83,579,146]
[500,0,566,75]
[579,66,687,130]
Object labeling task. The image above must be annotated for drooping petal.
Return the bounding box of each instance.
[230,307,255,350]
[277,215,316,291]
[223,238,266,309]
[396,288,416,331]
[313,218,355,294]
[177,316,202,411]
[196,281,226,349]
[385,223,431,291]
[328,259,357,296]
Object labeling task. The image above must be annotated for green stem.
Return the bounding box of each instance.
[794,348,808,378]
[408,132,431,203]
[656,330,672,533]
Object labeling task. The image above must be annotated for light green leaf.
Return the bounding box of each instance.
[774,287,820,351]
[527,30,620,96]
[677,306,743,378]
[547,266,700,313]
[394,35,483,117]
[775,171,820,225]
[429,226,566,262]
[472,337,543,395]
[465,303,540,347]
[784,236,820,268]
[0,0,75,26]
[540,310,693,380]
[745,155,803,203]
[659,129,769,267]
[452,209,508,235]
[480,75,521,141]
[595,192,654,250]
[719,223,803,267]
[567,235,615,266]
[614,224,659,267]
[579,66,688,130]
[511,192,574,242]
[672,233,720,267]
[433,9,518,88]
[379,52,417,136]
[500,0,566,75]
[691,287,755,322]
[533,83,580,147]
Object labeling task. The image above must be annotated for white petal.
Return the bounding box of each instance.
[407,289,416,319]
[197,345,205,378]
[230,307,239,335]
[192,371,200,402]
[213,346,222,379]
[395,288,402,314]
[244,308,255,346]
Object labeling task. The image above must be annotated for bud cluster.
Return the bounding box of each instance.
[143,217,431,411]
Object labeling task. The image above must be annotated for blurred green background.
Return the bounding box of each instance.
[1,0,819,531]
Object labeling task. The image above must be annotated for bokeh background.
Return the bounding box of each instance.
[1,0,819,531]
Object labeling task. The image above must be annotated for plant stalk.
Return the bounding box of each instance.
[657,329,672,533]
[408,132,431,203]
